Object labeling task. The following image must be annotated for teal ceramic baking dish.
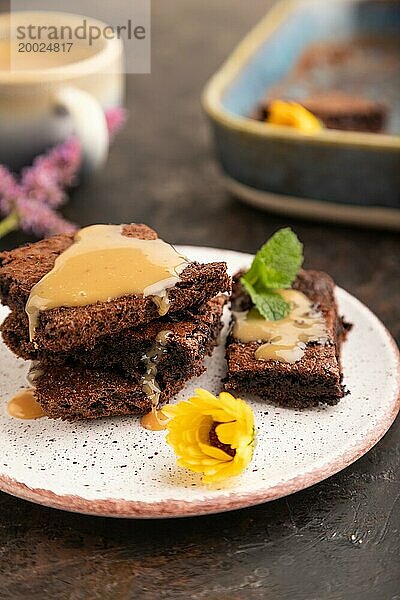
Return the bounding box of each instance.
[202,0,400,228]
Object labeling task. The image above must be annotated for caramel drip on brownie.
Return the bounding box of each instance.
[140,407,169,431]
[233,289,327,364]
[25,225,190,340]
[140,330,173,430]
[152,290,171,317]
[7,389,46,420]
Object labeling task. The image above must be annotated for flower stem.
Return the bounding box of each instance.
[0,211,19,239]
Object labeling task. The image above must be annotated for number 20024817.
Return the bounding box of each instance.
[18,42,73,53]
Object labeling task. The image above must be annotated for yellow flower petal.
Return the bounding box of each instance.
[198,442,233,461]
[215,422,237,445]
[164,388,256,483]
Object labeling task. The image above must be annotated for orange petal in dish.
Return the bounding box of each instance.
[266,100,322,134]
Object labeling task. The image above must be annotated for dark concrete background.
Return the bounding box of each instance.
[1,1,399,598]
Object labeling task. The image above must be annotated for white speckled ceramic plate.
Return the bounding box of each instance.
[0,246,399,518]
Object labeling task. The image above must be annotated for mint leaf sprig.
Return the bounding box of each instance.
[240,228,303,321]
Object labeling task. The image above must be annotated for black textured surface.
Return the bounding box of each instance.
[0,1,399,598]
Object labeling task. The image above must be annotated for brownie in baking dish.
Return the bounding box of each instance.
[255,93,386,133]
[225,270,351,408]
[0,223,231,353]
[301,93,386,133]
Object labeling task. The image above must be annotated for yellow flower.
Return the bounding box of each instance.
[266,99,322,134]
[162,388,256,484]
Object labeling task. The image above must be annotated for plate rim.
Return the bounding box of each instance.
[0,246,399,518]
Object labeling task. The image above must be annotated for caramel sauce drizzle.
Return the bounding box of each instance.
[140,330,173,430]
[140,407,170,431]
[140,330,173,405]
[25,224,190,340]
[7,389,46,420]
[233,289,327,364]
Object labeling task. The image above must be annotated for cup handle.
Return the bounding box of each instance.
[54,87,109,172]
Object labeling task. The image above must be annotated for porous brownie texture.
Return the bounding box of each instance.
[2,296,226,378]
[0,224,231,352]
[225,270,351,408]
[31,295,226,420]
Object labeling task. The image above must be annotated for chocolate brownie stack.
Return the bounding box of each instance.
[0,224,231,420]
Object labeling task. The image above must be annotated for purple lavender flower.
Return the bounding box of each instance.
[16,197,77,237]
[0,166,19,215]
[0,106,126,240]
[38,137,81,188]
[21,138,81,208]
[105,107,127,139]
[20,166,66,209]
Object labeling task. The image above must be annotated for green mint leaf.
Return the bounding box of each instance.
[244,227,303,290]
[241,278,291,321]
[240,228,303,321]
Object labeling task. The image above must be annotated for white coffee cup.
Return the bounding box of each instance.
[0,11,124,171]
